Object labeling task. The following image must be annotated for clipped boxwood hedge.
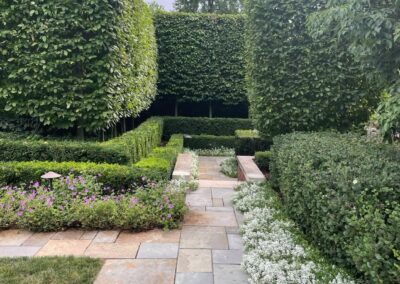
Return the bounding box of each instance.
[235,130,270,155]
[0,0,157,132]
[162,116,253,138]
[183,135,236,149]
[271,132,400,283]
[0,117,163,164]
[254,151,271,171]
[0,132,184,189]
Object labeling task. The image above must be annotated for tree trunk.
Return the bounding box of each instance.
[174,100,179,117]
[77,127,84,140]
[208,101,213,118]
[122,118,126,133]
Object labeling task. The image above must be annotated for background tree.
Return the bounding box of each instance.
[174,0,243,13]
[307,0,400,137]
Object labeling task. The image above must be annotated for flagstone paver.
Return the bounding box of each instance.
[137,243,179,259]
[95,259,176,284]
[0,156,248,283]
[177,249,212,273]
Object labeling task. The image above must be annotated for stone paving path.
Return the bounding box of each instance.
[0,156,248,284]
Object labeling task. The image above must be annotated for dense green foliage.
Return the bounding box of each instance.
[235,130,270,155]
[0,0,157,132]
[0,257,102,284]
[0,118,163,164]
[271,132,400,283]
[219,157,237,178]
[135,134,184,179]
[307,0,400,135]
[254,151,271,171]
[0,133,183,189]
[0,175,187,231]
[184,135,236,149]
[162,116,252,137]
[174,0,242,14]
[246,0,379,137]
[155,13,246,106]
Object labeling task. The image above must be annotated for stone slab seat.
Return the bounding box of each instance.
[237,156,266,182]
[172,153,193,181]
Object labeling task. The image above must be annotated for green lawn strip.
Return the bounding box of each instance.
[0,256,102,284]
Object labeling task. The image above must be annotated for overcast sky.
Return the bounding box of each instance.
[146,0,175,11]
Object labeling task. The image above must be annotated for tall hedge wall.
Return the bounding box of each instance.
[246,0,379,137]
[155,12,246,106]
[0,0,157,132]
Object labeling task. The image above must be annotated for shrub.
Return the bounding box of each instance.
[0,0,157,132]
[193,147,235,156]
[135,134,184,180]
[184,135,236,149]
[162,116,253,138]
[245,0,379,138]
[155,12,246,107]
[254,151,271,171]
[271,132,400,283]
[220,157,237,178]
[235,130,270,155]
[0,117,163,164]
[0,175,187,231]
[233,182,355,283]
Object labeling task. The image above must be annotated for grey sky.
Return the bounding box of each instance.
[146,0,175,11]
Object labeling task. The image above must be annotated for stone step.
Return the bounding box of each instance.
[172,153,193,181]
[237,156,266,182]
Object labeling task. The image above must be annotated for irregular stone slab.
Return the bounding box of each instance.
[85,242,139,259]
[177,249,212,273]
[172,153,192,181]
[237,156,265,182]
[93,230,120,243]
[206,206,234,212]
[188,187,212,196]
[23,232,55,247]
[189,206,206,212]
[51,229,84,240]
[227,234,243,250]
[0,246,40,257]
[180,226,228,249]
[175,272,213,284]
[81,231,98,240]
[0,230,32,246]
[184,211,237,227]
[137,243,178,259]
[211,188,236,199]
[213,250,243,264]
[213,264,249,284]
[199,180,241,189]
[36,240,91,256]
[95,259,176,284]
[117,229,180,244]
[186,194,212,207]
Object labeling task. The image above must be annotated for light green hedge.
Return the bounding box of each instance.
[155,12,246,105]
[0,0,157,132]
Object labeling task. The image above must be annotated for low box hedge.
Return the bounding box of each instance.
[254,151,272,171]
[271,132,400,283]
[0,134,183,190]
[162,116,253,138]
[0,117,163,165]
[183,135,236,149]
[235,130,271,155]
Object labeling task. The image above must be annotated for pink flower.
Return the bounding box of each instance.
[168,203,174,209]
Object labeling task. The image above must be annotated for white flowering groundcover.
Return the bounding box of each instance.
[233,183,356,284]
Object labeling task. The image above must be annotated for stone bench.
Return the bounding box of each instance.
[172,153,193,181]
[237,155,266,182]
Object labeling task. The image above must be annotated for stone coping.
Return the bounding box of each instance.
[172,153,192,181]
[237,155,266,182]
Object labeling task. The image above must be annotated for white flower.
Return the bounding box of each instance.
[352,179,358,185]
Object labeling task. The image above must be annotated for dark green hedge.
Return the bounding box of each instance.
[235,130,270,155]
[155,12,246,105]
[0,0,157,132]
[0,134,184,189]
[271,132,400,283]
[0,118,163,164]
[246,0,379,137]
[184,135,236,149]
[254,151,271,171]
[162,116,253,138]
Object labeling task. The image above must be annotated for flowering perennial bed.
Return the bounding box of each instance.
[233,183,355,284]
[0,175,187,231]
